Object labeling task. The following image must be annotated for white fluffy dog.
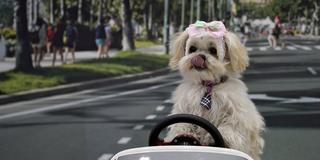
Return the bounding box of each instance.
[165,21,265,160]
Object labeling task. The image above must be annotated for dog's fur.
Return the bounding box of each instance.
[165,31,265,160]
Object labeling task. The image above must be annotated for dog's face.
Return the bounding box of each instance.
[169,22,248,83]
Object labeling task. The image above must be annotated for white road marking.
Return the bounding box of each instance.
[0,81,180,121]
[97,153,113,160]
[314,45,320,50]
[164,99,171,103]
[249,94,288,101]
[286,46,297,50]
[259,46,268,51]
[145,114,157,120]
[274,47,282,51]
[307,67,318,75]
[281,97,320,104]
[249,94,320,104]
[246,47,253,51]
[117,137,132,144]
[133,124,144,130]
[156,105,165,111]
[296,45,312,51]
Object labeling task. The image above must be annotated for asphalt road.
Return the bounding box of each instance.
[0,38,320,160]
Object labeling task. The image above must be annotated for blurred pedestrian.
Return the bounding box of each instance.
[29,24,40,67]
[34,18,47,67]
[64,20,78,63]
[267,28,277,48]
[95,19,107,59]
[104,16,112,58]
[52,19,66,66]
[274,23,282,46]
[46,23,55,55]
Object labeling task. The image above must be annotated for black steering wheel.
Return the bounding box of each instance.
[148,114,226,148]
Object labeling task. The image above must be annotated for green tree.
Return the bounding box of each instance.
[0,0,14,27]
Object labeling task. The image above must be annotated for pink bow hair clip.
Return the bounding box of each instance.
[186,21,227,38]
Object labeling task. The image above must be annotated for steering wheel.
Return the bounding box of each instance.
[148,114,226,148]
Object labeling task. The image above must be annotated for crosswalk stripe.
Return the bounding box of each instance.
[246,47,253,51]
[97,154,113,160]
[145,114,157,120]
[133,124,144,130]
[259,46,268,51]
[296,45,312,51]
[314,45,320,50]
[247,44,316,52]
[117,137,132,144]
[274,47,282,51]
[156,105,165,111]
[286,46,297,50]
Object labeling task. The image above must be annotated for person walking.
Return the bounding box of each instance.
[52,19,66,66]
[104,16,112,58]
[64,20,78,63]
[95,19,107,59]
[46,23,55,56]
[268,27,277,48]
[30,24,40,67]
[34,18,47,67]
[273,23,282,47]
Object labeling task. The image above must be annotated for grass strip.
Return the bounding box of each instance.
[0,50,169,94]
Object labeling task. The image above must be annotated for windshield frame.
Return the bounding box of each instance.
[110,146,253,160]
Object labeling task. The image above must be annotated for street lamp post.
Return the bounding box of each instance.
[180,0,185,31]
[190,0,194,24]
[164,0,170,54]
[197,0,200,20]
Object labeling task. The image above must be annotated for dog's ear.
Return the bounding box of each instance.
[224,31,249,73]
[169,31,189,70]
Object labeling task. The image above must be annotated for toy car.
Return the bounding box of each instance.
[110,114,253,160]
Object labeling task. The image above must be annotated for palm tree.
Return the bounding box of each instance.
[15,0,33,71]
[77,0,83,23]
[121,0,135,50]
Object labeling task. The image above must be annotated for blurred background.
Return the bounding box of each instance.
[0,0,320,160]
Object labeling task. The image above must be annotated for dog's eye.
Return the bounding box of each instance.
[209,47,217,55]
[189,46,197,53]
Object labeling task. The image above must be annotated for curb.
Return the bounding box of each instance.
[0,67,171,105]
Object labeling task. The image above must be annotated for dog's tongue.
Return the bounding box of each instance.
[191,55,205,68]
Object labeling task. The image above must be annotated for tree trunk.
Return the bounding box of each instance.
[148,2,153,38]
[50,0,54,23]
[180,0,185,31]
[196,0,200,20]
[27,0,32,29]
[77,0,82,23]
[90,0,95,27]
[15,0,34,72]
[121,0,135,50]
[33,0,38,23]
[144,0,153,39]
[98,0,104,22]
[208,0,211,21]
[190,0,194,24]
[60,0,65,18]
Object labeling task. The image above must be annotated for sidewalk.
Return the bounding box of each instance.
[0,49,118,73]
[0,45,166,73]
